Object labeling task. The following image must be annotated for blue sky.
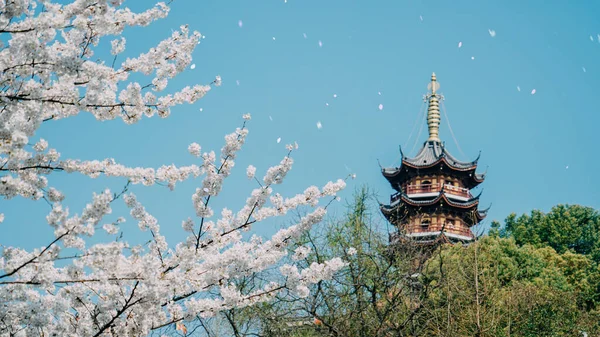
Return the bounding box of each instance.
[3,0,600,250]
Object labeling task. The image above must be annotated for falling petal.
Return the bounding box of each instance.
[531,89,536,95]
[590,35,594,42]
[488,29,496,37]
[269,116,273,121]
[176,322,188,334]
[419,15,423,21]
[272,37,276,41]
[236,80,240,85]
[378,91,382,95]
[190,64,196,70]
[318,40,323,47]
[582,67,587,73]
[303,33,307,39]
[566,165,569,169]
[325,102,329,106]
[199,108,203,112]
[378,104,384,111]
[458,41,462,48]
[517,86,521,92]
[471,56,475,60]
[333,94,337,98]
[238,20,243,28]
[316,121,322,129]
[277,137,281,143]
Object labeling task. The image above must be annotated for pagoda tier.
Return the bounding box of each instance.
[381,189,488,227]
[381,191,488,243]
[380,73,488,245]
[382,140,486,191]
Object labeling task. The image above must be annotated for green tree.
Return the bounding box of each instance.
[259,187,438,337]
[498,205,600,262]
[422,236,600,337]
[253,198,600,337]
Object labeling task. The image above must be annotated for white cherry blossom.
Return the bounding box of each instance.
[246,165,257,179]
[188,142,202,157]
[0,1,347,336]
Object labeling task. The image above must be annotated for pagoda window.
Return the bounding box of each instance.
[420,217,431,227]
[421,180,432,192]
[444,218,455,229]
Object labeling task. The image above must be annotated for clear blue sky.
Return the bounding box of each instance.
[3,0,600,250]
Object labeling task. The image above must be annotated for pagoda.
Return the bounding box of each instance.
[381,73,488,245]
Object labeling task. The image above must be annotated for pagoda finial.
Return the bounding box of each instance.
[426,72,441,142]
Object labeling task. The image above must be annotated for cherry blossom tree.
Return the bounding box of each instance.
[0,1,347,336]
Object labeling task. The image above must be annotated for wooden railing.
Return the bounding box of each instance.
[442,184,471,198]
[404,184,471,198]
[389,227,474,242]
[390,184,471,204]
[405,224,474,238]
[405,183,441,195]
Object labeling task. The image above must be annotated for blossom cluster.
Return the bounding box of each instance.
[0,1,347,336]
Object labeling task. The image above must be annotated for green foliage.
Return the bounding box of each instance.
[499,204,600,263]
[495,204,600,310]
[251,195,600,337]
[423,236,600,336]
[259,186,434,336]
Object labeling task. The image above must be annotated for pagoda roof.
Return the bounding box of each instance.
[381,190,488,223]
[387,189,482,209]
[381,141,485,188]
[405,140,478,169]
[383,140,480,174]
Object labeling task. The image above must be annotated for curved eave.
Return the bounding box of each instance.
[382,166,403,178]
[399,141,480,170]
[442,149,481,170]
[473,164,487,183]
[384,142,481,177]
[402,157,477,171]
[381,159,479,178]
[382,191,481,211]
[403,191,480,208]
[382,161,481,184]
[480,203,492,213]
[380,203,400,216]
[476,203,491,221]
[476,212,487,221]
[381,200,487,225]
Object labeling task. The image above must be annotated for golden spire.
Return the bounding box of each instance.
[426,72,441,142]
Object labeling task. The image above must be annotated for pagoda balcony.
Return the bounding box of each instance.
[389,226,474,243]
[390,183,471,204]
[405,224,473,237]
